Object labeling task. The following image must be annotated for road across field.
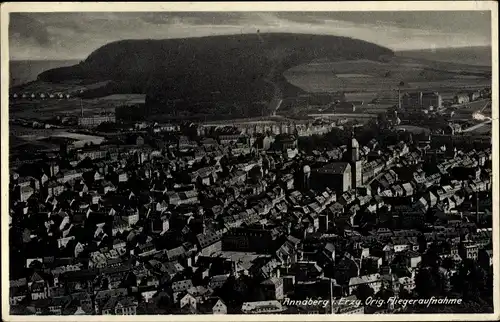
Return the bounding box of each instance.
[462,119,492,133]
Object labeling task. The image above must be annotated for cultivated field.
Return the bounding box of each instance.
[284,57,491,95]
[9,98,116,120]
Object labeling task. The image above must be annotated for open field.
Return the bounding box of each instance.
[10,97,121,121]
[284,56,491,94]
[9,54,491,122]
[10,124,68,141]
[396,46,491,67]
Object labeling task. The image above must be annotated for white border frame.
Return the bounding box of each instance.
[1,2,498,321]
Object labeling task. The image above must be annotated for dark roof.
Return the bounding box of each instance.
[314,162,350,175]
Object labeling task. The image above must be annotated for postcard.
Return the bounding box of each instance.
[1,1,498,321]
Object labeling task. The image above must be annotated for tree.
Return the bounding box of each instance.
[248,165,263,184]
[415,267,438,297]
[353,284,375,303]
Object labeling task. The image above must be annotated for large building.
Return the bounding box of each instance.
[311,162,352,193]
[310,137,363,193]
[348,138,363,189]
[402,92,442,109]
[421,92,442,109]
[454,93,470,105]
[402,92,422,109]
[78,114,116,128]
[222,227,279,254]
[272,134,298,152]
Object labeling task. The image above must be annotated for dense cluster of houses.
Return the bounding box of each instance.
[9,121,493,315]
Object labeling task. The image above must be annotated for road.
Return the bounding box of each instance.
[451,99,491,112]
[307,113,378,118]
[460,100,492,133]
[462,119,492,133]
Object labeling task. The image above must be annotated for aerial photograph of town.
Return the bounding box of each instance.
[3,3,497,318]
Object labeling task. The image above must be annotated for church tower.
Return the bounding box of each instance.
[349,136,359,162]
[348,134,363,190]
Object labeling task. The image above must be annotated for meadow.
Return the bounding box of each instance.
[9,98,116,120]
[284,56,491,95]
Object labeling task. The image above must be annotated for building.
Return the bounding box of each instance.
[260,277,284,300]
[403,92,442,109]
[241,300,285,314]
[311,162,352,193]
[348,273,383,295]
[222,227,278,254]
[469,91,481,102]
[402,92,422,109]
[272,134,298,152]
[459,242,479,261]
[454,93,470,105]
[421,92,442,109]
[348,137,363,190]
[78,114,116,128]
[334,102,356,113]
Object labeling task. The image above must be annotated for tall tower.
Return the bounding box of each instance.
[348,134,363,190]
[349,136,359,162]
[303,165,311,190]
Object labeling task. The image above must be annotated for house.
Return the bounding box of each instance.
[348,273,383,295]
[40,173,49,186]
[260,277,284,300]
[112,217,130,236]
[60,170,83,184]
[399,276,416,294]
[10,286,28,305]
[197,297,228,314]
[403,251,422,268]
[136,242,157,257]
[122,209,140,226]
[208,275,229,291]
[102,296,138,315]
[172,279,194,303]
[18,176,38,189]
[140,289,157,303]
[20,186,34,202]
[30,282,48,300]
[180,293,198,310]
[196,231,223,256]
[460,242,479,261]
[117,170,129,183]
[112,239,127,251]
[32,296,72,315]
[57,236,75,249]
[210,298,227,314]
[149,211,170,234]
[241,300,285,314]
[47,181,64,197]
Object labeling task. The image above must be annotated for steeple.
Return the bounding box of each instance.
[348,130,362,191]
[348,131,359,162]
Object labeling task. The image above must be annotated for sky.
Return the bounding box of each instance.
[9,11,492,60]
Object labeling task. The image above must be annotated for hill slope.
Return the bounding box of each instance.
[38,33,394,115]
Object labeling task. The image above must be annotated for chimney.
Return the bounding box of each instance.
[330,278,334,314]
[398,88,401,110]
[476,192,480,224]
